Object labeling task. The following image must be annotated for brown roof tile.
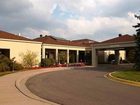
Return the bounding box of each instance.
[72,39,98,44]
[34,36,94,47]
[0,30,31,41]
[101,34,135,44]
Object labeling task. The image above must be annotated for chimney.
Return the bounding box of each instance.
[40,34,43,37]
[18,33,21,36]
[118,34,122,37]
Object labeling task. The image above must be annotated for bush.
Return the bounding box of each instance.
[20,50,38,68]
[46,58,52,66]
[50,58,55,66]
[0,54,23,72]
[0,62,10,72]
[41,59,47,67]
[0,55,11,72]
[41,58,55,67]
[13,62,24,71]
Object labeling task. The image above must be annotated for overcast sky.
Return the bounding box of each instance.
[0,0,139,41]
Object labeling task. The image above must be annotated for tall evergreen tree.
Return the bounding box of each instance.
[133,14,140,70]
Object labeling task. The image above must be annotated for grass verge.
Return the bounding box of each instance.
[112,70,140,82]
[0,71,13,77]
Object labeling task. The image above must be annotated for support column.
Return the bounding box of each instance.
[55,49,58,63]
[76,50,79,63]
[124,50,126,60]
[67,49,69,64]
[41,44,43,60]
[92,47,98,67]
[42,48,45,59]
[115,50,120,64]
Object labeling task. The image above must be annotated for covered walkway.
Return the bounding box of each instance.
[92,34,136,67]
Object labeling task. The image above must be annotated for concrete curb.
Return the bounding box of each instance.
[15,67,73,105]
[104,72,140,87]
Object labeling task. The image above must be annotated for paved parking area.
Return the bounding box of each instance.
[26,65,140,105]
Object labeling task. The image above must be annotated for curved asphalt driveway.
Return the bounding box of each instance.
[0,67,66,105]
[26,66,140,105]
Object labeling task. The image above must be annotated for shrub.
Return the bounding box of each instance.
[50,58,55,66]
[0,54,23,72]
[20,50,38,68]
[0,62,10,72]
[0,55,11,72]
[13,62,24,71]
[41,58,55,67]
[46,58,52,66]
[41,59,47,67]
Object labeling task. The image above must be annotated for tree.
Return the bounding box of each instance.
[20,50,38,68]
[58,51,67,64]
[133,14,140,70]
[69,53,76,63]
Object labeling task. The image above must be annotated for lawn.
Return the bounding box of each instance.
[112,70,140,82]
[0,71,13,77]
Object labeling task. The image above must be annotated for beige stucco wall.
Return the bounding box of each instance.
[0,39,42,65]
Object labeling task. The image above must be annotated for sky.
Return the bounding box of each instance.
[0,0,140,41]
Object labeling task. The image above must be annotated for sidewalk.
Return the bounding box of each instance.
[0,67,69,105]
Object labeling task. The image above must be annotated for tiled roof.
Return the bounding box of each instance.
[101,34,135,44]
[50,36,68,41]
[0,30,31,41]
[72,39,98,43]
[72,39,94,42]
[34,36,95,47]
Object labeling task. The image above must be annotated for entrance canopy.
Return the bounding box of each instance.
[92,34,136,67]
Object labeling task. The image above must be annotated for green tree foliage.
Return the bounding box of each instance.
[133,14,140,70]
[127,49,135,63]
[41,58,55,67]
[69,53,76,63]
[58,51,67,64]
[20,50,38,68]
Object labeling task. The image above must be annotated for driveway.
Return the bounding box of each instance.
[0,67,66,105]
[26,65,140,105]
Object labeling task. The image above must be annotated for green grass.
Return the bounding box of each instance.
[112,70,140,82]
[0,71,13,77]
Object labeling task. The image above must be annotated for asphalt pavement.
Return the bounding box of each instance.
[26,65,140,105]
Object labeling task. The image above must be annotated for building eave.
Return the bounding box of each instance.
[0,38,42,44]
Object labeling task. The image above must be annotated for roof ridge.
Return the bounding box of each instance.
[101,34,134,44]
[0,30,31,41]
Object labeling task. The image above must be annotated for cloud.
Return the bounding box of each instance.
[64,12,138,41]
[0,0,32,16]
[0,0,140,41]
